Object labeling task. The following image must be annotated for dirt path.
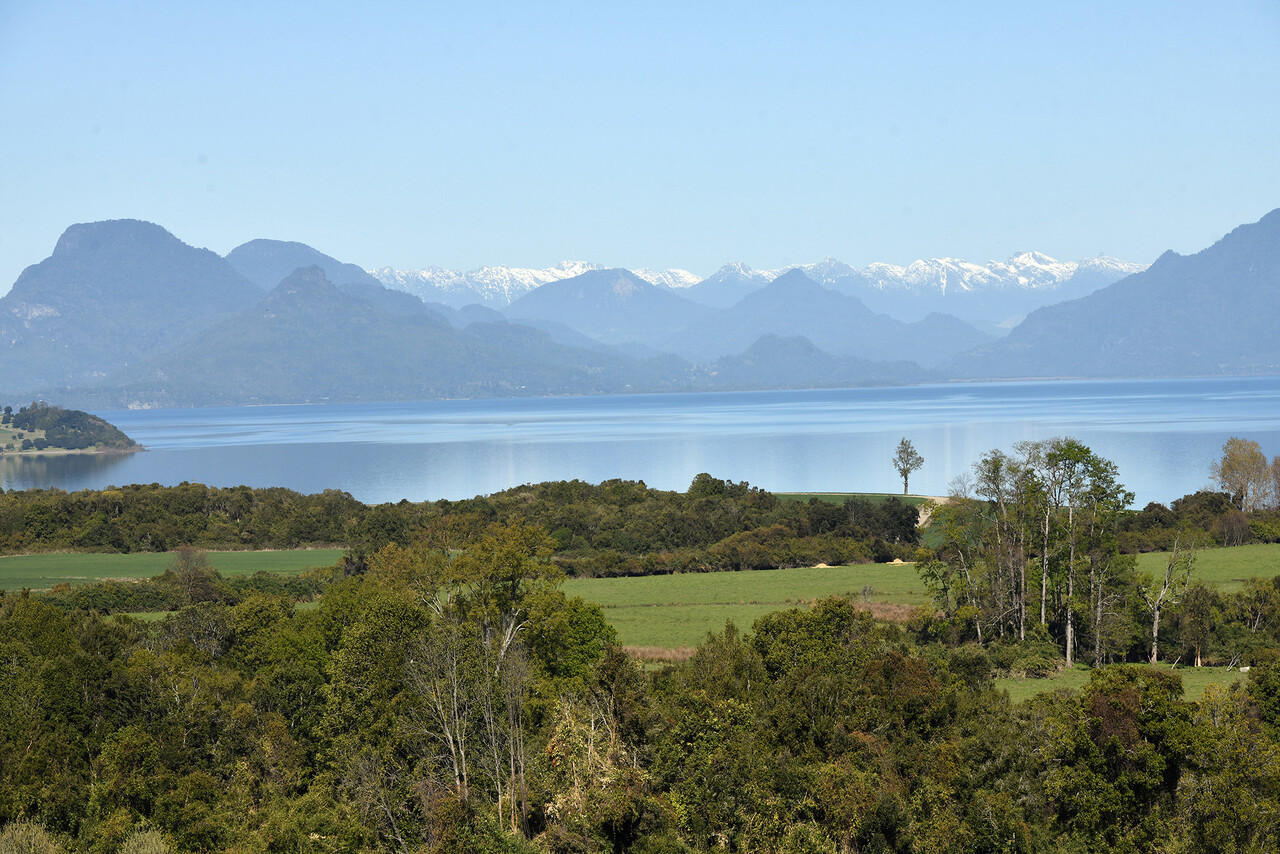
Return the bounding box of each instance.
[915,495,950,527]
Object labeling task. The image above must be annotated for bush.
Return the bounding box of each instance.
[118,830,172,854]
[0,821,64,854]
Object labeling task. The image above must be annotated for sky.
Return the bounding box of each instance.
[1,1,1278,293]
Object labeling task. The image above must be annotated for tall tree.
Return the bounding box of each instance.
[972,448,1034,640]
[1016,439,1065,627]
[1045,439,1094,667]
[1211,437,1272,512]
[893,437,924,495]
[1140,536,1196,664]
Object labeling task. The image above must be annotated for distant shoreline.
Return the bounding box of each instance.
[0,445,143,458]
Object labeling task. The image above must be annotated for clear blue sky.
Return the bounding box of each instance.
[2,1,1278,293]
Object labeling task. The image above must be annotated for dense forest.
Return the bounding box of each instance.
[3,437,1280,852]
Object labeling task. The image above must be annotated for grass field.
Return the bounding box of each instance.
[563,563,930,649]
[0,549,346,592]
[1134,543,1280,593]
[564,544,1280,652]
[994,662,1247,703]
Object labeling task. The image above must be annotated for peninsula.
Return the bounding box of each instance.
[0,402,139,454]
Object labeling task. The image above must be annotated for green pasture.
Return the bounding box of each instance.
[0,548,346,592]
[565,543,1280,651]
[995,662,1248,704]
[563,563,930,649]
[1134,543,1280,593]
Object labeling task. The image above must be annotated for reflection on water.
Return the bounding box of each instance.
[2,452,133,492]
[1,377,1277,506]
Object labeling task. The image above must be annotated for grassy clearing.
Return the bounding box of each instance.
[0,422,48,451]
[567,542,1280,688]
[0,549,346,592]
[1134,543,1280,593]
[995,662,1248,704]
[563,563,929,649]
[565,544,1280,651]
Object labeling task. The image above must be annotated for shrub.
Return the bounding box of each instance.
[0,821,64,854]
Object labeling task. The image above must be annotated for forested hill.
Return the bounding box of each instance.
[2,402,137,452]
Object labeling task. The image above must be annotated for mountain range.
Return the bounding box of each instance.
[373,252,1144,334]
[0,209,1275,407]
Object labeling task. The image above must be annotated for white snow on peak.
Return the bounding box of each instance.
[1072,255,1147,276]
[632,267,703,289]
[709,262,775,283]
[788,257,859,284]
[856,253,1143,296]
[370,261,705,305]
[370,251,1145,306]
[370,261,604,305]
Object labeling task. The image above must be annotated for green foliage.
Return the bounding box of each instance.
[0,820,64,854]
[0,478,926,584]
[4,468,1280,851]
[116,829,171,854]
[5,402,136,451]
[1042,666,1192,849]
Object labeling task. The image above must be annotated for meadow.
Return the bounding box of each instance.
[993,662,1247,703]
[0,548,345,592]
[563,543,1280,651]
[1133,542,1280,593]
[563,562,932,649]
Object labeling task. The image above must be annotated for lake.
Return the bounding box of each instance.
[3,377,1278,506]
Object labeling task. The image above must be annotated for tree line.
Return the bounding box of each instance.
[916,436,1280,675]
[0,476,922,576]
[4,452,1278,578]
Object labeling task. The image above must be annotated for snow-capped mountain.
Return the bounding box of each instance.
[632,267,702,289]
[678,253,1146,332]
[856,252,1142,295]
[371,252,1146,330]
[693,253,1142,297]
[371,261,703,308]
[838,254,1146,331]
[369,261,605,308]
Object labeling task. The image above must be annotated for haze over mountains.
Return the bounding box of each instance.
[372,252,1144,335]
[0,209,1275,407]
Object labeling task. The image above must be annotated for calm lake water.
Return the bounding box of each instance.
[3,377,1278,506]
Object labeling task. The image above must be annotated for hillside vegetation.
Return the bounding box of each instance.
[7,437,1280,851]
[1,402,137,452]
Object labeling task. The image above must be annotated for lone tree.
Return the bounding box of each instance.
[1211,437,1272,512]
[893,438,924,495]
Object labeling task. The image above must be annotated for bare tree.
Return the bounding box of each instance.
[1140,536,1196,664]
[347,754,413,854]
[1271,454,1280,510]
[405,612,477,801]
